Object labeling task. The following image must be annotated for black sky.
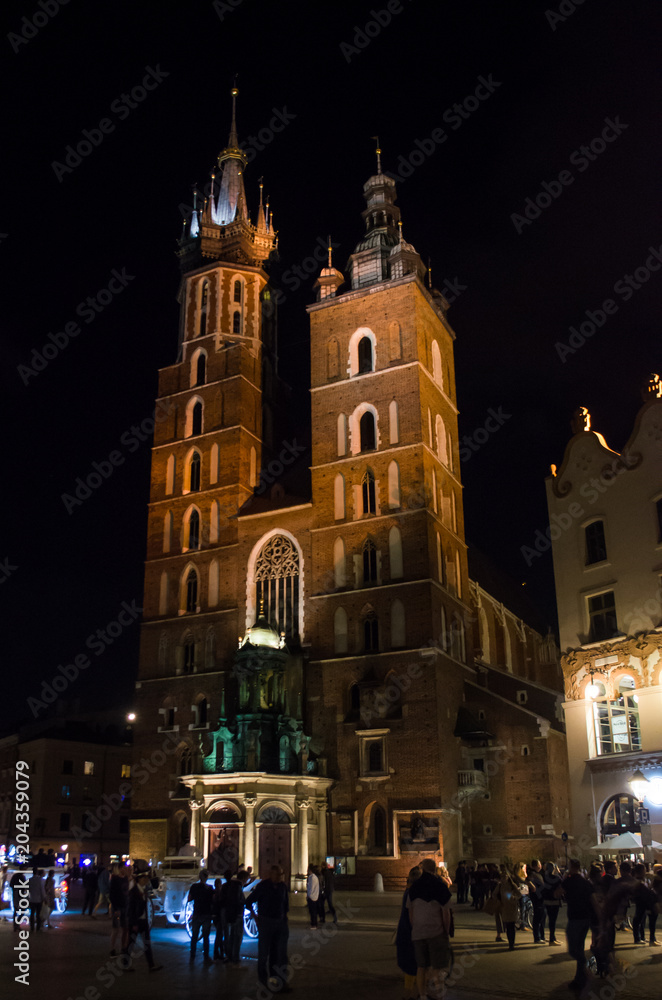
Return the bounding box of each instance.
[2,0,660,731]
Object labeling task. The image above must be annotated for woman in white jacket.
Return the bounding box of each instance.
[306,864,320,929]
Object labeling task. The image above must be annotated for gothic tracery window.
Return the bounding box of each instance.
[255,534,300,638]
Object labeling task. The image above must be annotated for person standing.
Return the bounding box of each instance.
[562,858,596,992]
[43,871,56,928]
[109,863,129,956]
[187,868,214,964]
[82,865,98,916]
[496,865,521,950]
[306,863,319,930]
[454,861,467,904]
[28,869,45,932]
[542,862,563,945]
[632,862,658,946]
[123,867,162,972]
[407,857,453,999]
[223,870,248,966]
[527,859,546,943]
[212,877,225,961]
[396,866,421,1000]
[245,864,292,994]
[320,862,337,924]
[93,864,111,917]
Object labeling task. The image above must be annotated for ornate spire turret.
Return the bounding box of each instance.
[212,86,248,226]
[314,234,344,301]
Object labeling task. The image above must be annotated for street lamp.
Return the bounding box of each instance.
[629,768,649,804]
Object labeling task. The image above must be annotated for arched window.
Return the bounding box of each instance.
[166,454,175,495]
[208,559,219,606]
[199,280,209,337]
[233,310,241,335]
[590,676,641,756]
[195,352,206,386]
[196,697,208,727]
[254,534,300,638]
[600,793,640,839]
[360,411,376,451]
[337,413,347,456]
[334,473,345,520]
[363,611,379,651]
[183,636,195,674]
[334,607,348,654]
[387,460,400,508]
[363,539,377,584]
[391,599,406,647]
[358,336,373,373]
[585,520,607,564]
[370,803,386,851]
[233,278,242,303]
[184,569,198,613]
[362,469,376,515]
[185,509,200,550]
[188,451,201,492]
[369,742,383,772]
[389,400,399,444]
[333,537,346,588]
[431,339,443,388]
[389,525,403,579]
[192,401,203,436]
[435,414,448,464]
[163,511,172,553]
[327,338,340,379]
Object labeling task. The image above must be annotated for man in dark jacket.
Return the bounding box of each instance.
[407,858,452,999]
[221,870,248,965]
[527,859,546,943]
[562,859,595,991]
[320,862,337,924]
[122,868,162,971]
[245,865,292,993]
[187,868,214,964]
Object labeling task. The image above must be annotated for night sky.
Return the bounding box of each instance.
[2,0,659,731]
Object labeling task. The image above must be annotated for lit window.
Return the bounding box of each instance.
[591,676,641,756]
[84,761,95,776]
[585,521,607,564]
[360,411,376,451]
[254,534,300,639]
[588,591,617,641]
[362,470,376,515]
[61,785,71,799]
[121,764,131,778]
[601,793,640,837]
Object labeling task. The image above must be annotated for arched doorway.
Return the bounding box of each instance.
[258,806,292,881]
[207,806,241,876]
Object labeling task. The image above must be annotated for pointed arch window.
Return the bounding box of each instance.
[389,400,399,444]
[360,411,376,451]
[362,469,376,515]
[185,570,198,613]
[334,473,345,520]
[431,340,443,388]
[166,454,175,495]
[183,637,195,674]
[435,414,448,465]
[163,511,172,553]
[387,461,400,508]
[199,280,209,337]
[363,611,379,652]
[233,310,241,335]
[188,451,201,492]
[233,278,242,303]
[362,539,377,584]
[192,401,203,436]
[186,509,200,550]
[337,413,347,456]
[358,337,373,374]
[195,353,206,386]
[208,559,219,606]
[254,534,300,638]
[389,525,403,579]
[196,697,208,727]
[333,536,346,588]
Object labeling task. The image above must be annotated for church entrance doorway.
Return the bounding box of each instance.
[258,807,291,880]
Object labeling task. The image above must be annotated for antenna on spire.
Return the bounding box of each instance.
[427,256,432,289]
[229,77,239,148]
[327,234,333,268]
[371,135,382,174]
[398,220,404,243]
[258,176,264,206]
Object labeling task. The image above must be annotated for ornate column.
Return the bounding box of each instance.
[190,798,205,851]
[317,801,328,861]
[244,795,257,872]
[297,798,310,873]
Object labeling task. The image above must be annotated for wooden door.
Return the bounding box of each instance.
[258,825,291,881]
[207,825,240,876]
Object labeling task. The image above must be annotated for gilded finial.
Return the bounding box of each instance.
[327,234,333,268]
[371,135,382,174]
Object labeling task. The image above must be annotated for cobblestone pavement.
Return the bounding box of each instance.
[1,890,660,1000]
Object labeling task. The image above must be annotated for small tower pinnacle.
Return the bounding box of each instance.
[371,135,382,174]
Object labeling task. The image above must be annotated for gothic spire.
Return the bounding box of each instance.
[212,86,248,226]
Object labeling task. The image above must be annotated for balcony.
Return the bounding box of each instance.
[456,769,488,802]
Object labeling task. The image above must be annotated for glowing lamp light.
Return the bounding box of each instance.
[61,844,68,851]
[585,680,601,699]
[629,768,649,803]
[127,712,136,722]
[646,777,662,807]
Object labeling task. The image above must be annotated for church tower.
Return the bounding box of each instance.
[305,148,472,875]
[130,91,332,878]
